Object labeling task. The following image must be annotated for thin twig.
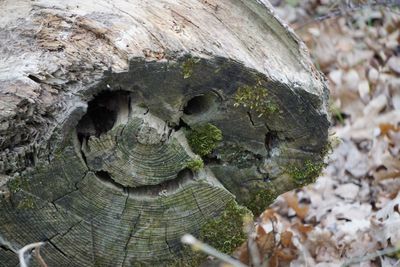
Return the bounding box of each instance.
[341,246,400,267]
[34,246,48,267]
[18,242,46,267]
[295,1,400,29]
[248,233,262,267]
[181,234,248,267]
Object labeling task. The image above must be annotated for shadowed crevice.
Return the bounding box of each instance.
[77,90,131,141]
[27,74,42,83]
[94,169,194,198]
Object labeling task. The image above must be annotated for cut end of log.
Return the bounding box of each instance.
[0,0,330,264]
[0,57,329,265]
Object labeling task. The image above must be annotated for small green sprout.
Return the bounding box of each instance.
[329,100,345,125]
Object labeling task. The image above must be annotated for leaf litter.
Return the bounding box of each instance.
[234,1,400,266]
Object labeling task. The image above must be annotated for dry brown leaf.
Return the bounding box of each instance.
[237,242,250,265]
[256,225,276,256]
[294,223,314,235]
[257,224,268,237]
[283,193,309,220]
[379,123,399,135]
[374,170,400,181]
[387,56,400,74]
[275,248,298,262]
[268,253,279,267]
[280,231,293,248]
[254,3,400,266]
[261,209,277,224]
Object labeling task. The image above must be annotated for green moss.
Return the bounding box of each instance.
[329,99,345,125]
[288,160,325,186]
[388,246,400,260]
[182,58,200,79]
[322,136,341,159]
[199,201,252,254]
[187,123,223,157]
[234,83,278,117]
[244,188,278,215]
[7,177,27,193]
[17,196,35,209]
[165,248,207,267]
[186,158,204,172]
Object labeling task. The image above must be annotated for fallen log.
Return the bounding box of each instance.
[0,0,330,265]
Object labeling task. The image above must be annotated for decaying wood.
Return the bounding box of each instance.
[0,0,330,265]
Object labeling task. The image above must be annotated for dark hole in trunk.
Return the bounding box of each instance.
[77,90,130,141]
[183,94,215,115]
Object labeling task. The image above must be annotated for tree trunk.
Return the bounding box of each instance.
[0,0,330,265]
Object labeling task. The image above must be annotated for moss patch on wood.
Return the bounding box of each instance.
[185,158,204,172]
[287,160,325,186]
[285,138,336,187]
[7,176,28,193]
[199,201,252,254]
[17,196,35,209]
[187,123,223,157]
[164,247,207,267]
[182,57,200,79]
[234,83,278,117]
[244,188,278,215]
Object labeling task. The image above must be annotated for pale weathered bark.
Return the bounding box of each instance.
[0,0,330,266]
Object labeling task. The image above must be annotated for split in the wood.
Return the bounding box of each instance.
[93,168,195,198]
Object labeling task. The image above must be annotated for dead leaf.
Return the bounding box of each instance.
[256,225,276,256]
[275,247,298,262]
[283,193,309,220]
[387,56,400,74]
[268,253,279,267]
[280,231,293,248]
[294,223,314,235]
[379,123,399,136]
[237,242,250,265]
[261,209,277,224]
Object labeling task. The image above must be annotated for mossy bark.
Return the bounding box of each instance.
[0,0,329,265]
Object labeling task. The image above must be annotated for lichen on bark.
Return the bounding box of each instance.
[234,83,279,117]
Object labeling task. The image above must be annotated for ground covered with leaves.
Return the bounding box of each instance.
[234,1,400,266]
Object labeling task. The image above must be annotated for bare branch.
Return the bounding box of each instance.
[34,246,48,267]
[295,1,400,29]
[181,234,248,267]
[18,242,46,267]
[342,246,400,267]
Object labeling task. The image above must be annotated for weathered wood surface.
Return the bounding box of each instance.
[0,0,330,265]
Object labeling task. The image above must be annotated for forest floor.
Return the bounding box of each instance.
[234,1,400,267]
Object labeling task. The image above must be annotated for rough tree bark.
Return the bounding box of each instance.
[0,0,330,266]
